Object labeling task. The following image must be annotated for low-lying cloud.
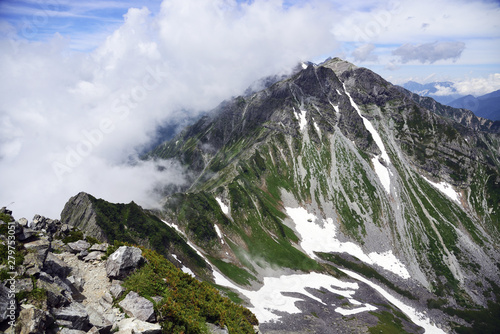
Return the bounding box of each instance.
[0,0,337,219]
[392,41,466,64]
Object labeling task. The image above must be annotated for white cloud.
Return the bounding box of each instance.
[454,73,500,96]
[392,41,465,64]
[0,0,338,219]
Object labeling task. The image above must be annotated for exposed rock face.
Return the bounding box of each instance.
[60,192,107,242]
[106,246,145,279]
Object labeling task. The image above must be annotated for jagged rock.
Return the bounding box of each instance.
[118,291,155,322]
[106,246,144,279]
[23,239,50,276]
[53,302,90,331]
[85,305,113,333]
[18,227,37,241]
[52,239,71,252]
[16,306,53,334]
[83,251,104,262]
[89,243,108,252]
[67,275,85,293]
[109,283,125,299]
[44,252,72,278]
[68,240,90,254]
[31,215,48,231]
[112,318,162,334]
[37,273,71,308]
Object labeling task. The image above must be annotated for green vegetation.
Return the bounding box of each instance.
[88,195,206,270]
[207,256,256,286]
[0,212,13,223]
[62,230,84,244]
[368,310,411,334]
[121,245,258,334]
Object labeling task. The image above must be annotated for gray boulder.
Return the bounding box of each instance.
[68,240,90,254]
[118,291,155,322]
[85,305,113,332]
[18,226,37,241]
[112,318,162,334]
[83,251,104,262]
[53,302,90,331]
[89,243,109,252]
[106,246,144,279]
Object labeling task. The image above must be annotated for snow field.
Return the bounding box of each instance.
[285,207,410,279]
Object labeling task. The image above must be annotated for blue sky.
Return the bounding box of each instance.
[0,0,499,218]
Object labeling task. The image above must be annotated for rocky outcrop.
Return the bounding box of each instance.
[60,192,107,242]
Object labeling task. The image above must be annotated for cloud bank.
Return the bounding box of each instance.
[0,0,337,219]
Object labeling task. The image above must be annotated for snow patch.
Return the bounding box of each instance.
[294,108,308,131]
[335,303,377,316]
[342,269,446,334]
[367,251,409,279]
[313,121,321,135]
[301,62,308,69]
[216,197,230,215]
[214,224,225,244]
[285,207,410,279]
[372,157,391,194]
[343,84,392,193]
[422,176,460,204]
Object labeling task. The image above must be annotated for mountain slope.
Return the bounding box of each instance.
[146,57,500,333]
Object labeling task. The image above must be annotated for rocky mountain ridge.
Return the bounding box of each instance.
[0,207,259,333]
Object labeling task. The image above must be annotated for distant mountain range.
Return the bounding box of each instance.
[401,81,462,105]
[402,81,500,120]
[448,90,500,121]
